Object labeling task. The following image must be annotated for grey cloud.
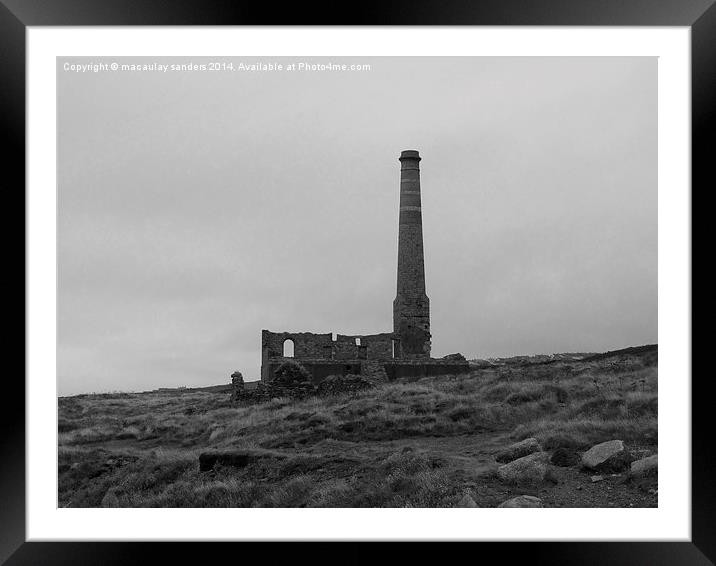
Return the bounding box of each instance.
[58,56,656,395]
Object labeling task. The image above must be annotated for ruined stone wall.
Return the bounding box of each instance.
[261,330,333,359]
[360,333,394,358]
[334,332,394,360]
[261,356,469,385]
[261,329,395,382]
[264,360,363,384]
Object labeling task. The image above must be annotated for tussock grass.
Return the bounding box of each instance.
[58,350,657,507]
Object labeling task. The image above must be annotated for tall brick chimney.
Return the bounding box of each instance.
[393,150,431,358]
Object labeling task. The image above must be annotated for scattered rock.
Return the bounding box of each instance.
[498,495,543,508]
[629,454,658,478]
[591,475,604,483]
[550,447,580,467]
[199,451,251,472]
[581,440,632,473]
[442,353,467,362]
[456,494,478,507]
[497,451,550,485]
[628,454,658,492]
[495,438,542,463]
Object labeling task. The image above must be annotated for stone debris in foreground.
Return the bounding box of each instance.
[495,437,542,463]
[456,494,479,507]
[581,440,632,473]
[497,451,550,485]
[498,495,544,508]
[629,454,658,478]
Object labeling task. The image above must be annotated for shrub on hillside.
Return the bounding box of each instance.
[273,360,312,385]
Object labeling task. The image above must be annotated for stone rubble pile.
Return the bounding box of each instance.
[478,437,658,507]
[230,372,378,404]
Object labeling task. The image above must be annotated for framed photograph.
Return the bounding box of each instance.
[7,0,707,564]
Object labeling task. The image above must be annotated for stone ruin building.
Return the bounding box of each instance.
[260,150,470,384]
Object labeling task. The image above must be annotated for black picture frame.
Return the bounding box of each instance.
[4,1,707,564]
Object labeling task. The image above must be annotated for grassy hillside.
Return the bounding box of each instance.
[58,347,657,507]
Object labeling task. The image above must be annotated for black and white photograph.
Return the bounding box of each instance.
[55,54,660,509]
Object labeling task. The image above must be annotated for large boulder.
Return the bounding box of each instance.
[495,438,542,463]
[455,494,479,508]
[581,440,632,473]
[497,451,550,485]
[630,454,658,478]
[498,495,543,508]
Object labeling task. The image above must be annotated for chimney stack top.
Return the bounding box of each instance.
[399,150,421,161]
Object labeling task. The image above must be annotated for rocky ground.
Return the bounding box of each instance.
[58,345,658,507]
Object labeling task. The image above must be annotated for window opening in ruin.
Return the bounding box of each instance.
[283,339,295,358]
[332,332,337,341]
[355,337,361,346]
[392,340,398,359]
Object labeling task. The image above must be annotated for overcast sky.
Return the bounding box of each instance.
[57,56,657,396]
